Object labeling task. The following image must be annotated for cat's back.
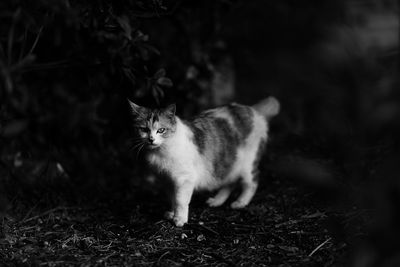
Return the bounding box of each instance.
[193,103,257,138]
[183,102,267,181]
[188,103,257,149]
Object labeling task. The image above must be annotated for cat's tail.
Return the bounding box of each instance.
[252,96,280,120]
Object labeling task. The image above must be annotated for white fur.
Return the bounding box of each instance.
[146,108,269,226]
[211,108,267,209]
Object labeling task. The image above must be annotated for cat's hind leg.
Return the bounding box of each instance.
[231,136,265,209]
[206,186,232,207]
[230,171,259,209]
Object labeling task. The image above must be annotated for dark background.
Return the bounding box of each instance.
[0,0,399,266]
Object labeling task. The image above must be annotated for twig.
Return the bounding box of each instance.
[131,0,182,18]
[157,251,170,265]
[274,219,301,228]
[19,206,74,224]
[201,224,219,236]
[192,223,220,236]
[21,203,39,222]
[209,252,235,266]
[97,252,118,263]
[0,40,5,59]
[308,237,332,257]
[230,222,259,228]
[18,27,28,60]
[21,60,72,72]
[8,9,21,66]
[39,261,67,266]
[27,26,44,55]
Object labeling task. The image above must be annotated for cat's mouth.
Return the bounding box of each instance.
[147,143,160,149]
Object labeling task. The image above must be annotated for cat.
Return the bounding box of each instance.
[128,97,280,227]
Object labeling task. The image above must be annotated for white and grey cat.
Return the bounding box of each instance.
[128,97,280,227]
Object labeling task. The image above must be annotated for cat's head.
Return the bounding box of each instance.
[128,100,177,149]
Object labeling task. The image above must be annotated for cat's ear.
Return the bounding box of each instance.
[164,104,176,117]
[127,99,144,115]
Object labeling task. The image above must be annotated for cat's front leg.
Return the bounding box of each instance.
[164,182,176,220]
[172,180,194,227]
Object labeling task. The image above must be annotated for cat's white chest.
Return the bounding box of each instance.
[146,137,195,176]
[144,119,216,189]
[146,140,209,187]
[146,150,173,173]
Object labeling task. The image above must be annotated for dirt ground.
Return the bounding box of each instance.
[1,170,352,266]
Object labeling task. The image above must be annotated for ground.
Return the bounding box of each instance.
[0,172,351,266]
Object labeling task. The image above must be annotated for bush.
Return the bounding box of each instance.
[0,0,181,200]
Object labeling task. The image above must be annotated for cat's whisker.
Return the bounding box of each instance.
[136,143,146,159]
[129,142,141,149]
[129,137,145,142]
[130,142,144,151]
[129,139,145,148]
[129,138,145,144]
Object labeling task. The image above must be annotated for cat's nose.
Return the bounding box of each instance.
[149,136,154,143]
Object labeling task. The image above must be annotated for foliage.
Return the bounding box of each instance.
[0,0,179,196]
[0,0,241,199]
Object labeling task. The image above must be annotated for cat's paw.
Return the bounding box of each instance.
[172,215,187,227]
[206,197,224,207]
[164,211,174,220]
[230,200,248,209]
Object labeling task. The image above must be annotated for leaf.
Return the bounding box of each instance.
[1,120,28,137]
[153,68,166,79]
[157,77,173,87]
[139,43,161,56]
[157,85,165,96]
[152,85,164,104]
[133,31,149,42]
[197,234,206,241]
[141,43,160,55]
[116,15,132,40]
[122,67,136,85]
[138,46,150,61]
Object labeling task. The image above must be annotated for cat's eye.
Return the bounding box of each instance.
[157,128,165,134]
[138,127,148,132]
